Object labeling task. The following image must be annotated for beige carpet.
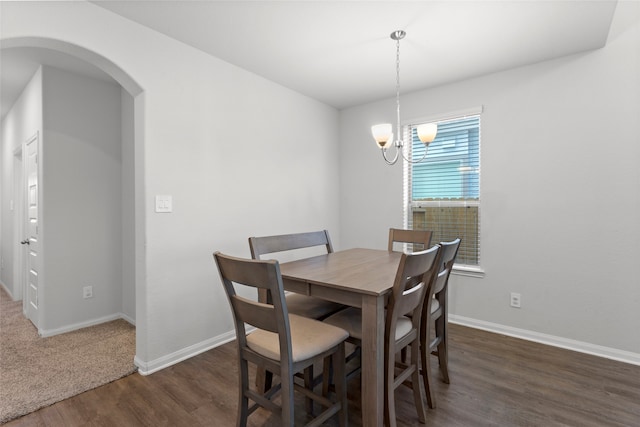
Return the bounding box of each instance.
[0,287,137,424]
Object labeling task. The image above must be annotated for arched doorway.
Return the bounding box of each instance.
[0,37,146,362]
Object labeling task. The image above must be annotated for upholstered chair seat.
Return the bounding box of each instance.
[285,293,345,320]
[247,313,348,362]
[324,307,413,341]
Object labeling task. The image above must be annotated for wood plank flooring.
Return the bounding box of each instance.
[5,324,640,426]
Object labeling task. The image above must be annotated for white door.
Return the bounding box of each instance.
[23,133,40,329]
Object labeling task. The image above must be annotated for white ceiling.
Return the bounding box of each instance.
[1,0,618,119]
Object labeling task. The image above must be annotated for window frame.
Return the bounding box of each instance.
[403,106,485,278]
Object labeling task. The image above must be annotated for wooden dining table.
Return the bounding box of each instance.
[279,247,402,427]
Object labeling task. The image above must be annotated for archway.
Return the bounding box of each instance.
[1,36,146,363]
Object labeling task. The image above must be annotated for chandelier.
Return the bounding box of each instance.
[371,30,438,165]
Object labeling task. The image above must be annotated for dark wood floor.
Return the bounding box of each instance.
[5,323,640,426]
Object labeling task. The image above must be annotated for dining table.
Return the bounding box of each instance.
[279,247,402,427]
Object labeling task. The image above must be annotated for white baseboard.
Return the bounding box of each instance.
[39,312,135,337]
[450,314,640,366]
[134,329,238,376]
[0,279,13,299]
[132,316,640,377]
[119,312,136,326]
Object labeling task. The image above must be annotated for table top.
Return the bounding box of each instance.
[279,248,402,296]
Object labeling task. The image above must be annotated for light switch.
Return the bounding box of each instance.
[155,195,172,213]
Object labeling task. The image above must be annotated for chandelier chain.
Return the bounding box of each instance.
[396,35,401,147]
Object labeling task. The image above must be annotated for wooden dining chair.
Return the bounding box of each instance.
[249,230,348,398]
[421,238,461,409]
[323,245,442,427]
[249,230,345,320]
[388,228,433,252]
[213,252,348,427]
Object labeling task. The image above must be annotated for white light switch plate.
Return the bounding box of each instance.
[155,195,172,213]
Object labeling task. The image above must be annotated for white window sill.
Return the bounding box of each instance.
[452,264,485,278]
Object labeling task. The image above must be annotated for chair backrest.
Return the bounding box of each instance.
[388,228,433,252]
[249,230,333,260]
[385,245,441,344]
[433,238,461,296]
[213,252,293,362]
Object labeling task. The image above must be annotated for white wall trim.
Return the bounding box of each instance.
[38,312,135,337]
[134,329,238,376]
[0,279,13,299]
[450,314,640,367]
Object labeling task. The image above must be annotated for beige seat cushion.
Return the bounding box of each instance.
[323,307,413,341]
[286,294,344,319]
[247,314,348,363]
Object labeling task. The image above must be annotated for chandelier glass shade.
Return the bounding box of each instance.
[372,30,438,165]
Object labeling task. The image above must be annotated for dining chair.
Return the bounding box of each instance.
[249,230,345,320]
[213,252,348,427]
[249,230,348,398]
[323,245,442,427]
[421,238,461,409]
[388,228,433,252]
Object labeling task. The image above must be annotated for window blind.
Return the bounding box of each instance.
[406,115,481,266]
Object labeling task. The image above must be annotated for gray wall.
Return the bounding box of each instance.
[2,1,341,372]
[339,1,640,359]
[41,65,125,333]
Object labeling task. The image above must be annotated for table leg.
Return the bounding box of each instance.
[360,294,385,427]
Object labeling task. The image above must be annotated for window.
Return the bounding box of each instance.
[405,110,481,269]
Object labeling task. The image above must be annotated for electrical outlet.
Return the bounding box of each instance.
[510,292,521,308]
[83,286,93,299]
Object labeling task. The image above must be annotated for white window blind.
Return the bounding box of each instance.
[406,114,481,267]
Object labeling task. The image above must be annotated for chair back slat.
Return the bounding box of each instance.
[217,253,280,289]
[249,230,333,259]
[231,295,279,333]
[214,251,290,337]
[396,280,426,317]
[388,228,433,252]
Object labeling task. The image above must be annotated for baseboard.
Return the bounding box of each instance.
[132,316,640,376]
[134,329,238,376]
[39,312,135,338]
[119,312,136,326]
[0,279,13,299]
[450,314,640,367]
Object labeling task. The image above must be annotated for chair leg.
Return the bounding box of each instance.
[281,367,295,427]
[238,359,250,427]
[333,344,348,427]
[255,367,273,394]
[322,356,332,397]
[304,366,314,415]
[410,342,427,423]
[422,338,436,409]
[436,317,450,384]
[385,347,397,427]
[419,314,436,408]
